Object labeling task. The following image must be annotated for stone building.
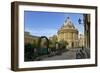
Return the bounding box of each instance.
[57,17,79,48]
[84,14,90,49]
[79,34,84,47]
[24,32,49,48]
[24,32,39,45]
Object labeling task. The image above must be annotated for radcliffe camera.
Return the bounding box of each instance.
[24,11,90,61]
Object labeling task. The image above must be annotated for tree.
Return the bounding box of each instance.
[24,43,35,61]
[52,35,58,43]
[49,35,58,48]
[59,40,68,49]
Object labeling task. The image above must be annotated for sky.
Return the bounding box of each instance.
[24,11,84,37]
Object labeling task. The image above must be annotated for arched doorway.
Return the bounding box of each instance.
[71,42,74,48]
[38,36,49,55]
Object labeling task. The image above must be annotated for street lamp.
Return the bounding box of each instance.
[78,18,82,24]
[78,18,84,25]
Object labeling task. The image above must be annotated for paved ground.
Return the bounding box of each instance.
[42,48,81,61]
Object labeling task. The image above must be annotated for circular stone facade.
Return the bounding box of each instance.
[57,17,79,48]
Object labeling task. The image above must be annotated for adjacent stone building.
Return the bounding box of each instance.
[24,32,39,45]
[78,34,84,47]
[24,32,49,48]
[84,14,90,49]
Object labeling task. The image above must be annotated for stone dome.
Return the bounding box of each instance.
[58,17,78,33]
[63,17,75,29]
[62,23,75,29]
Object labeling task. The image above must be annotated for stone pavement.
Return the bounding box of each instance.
[42,48,79,61]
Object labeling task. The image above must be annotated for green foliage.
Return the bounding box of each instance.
[59,40,68,49]
[24,43,37,61]
[49,40,55,48]
[49,36,58,48]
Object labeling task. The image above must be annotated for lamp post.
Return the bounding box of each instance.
[78,18,84,25]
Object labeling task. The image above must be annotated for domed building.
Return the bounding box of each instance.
[57,17,79,48]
